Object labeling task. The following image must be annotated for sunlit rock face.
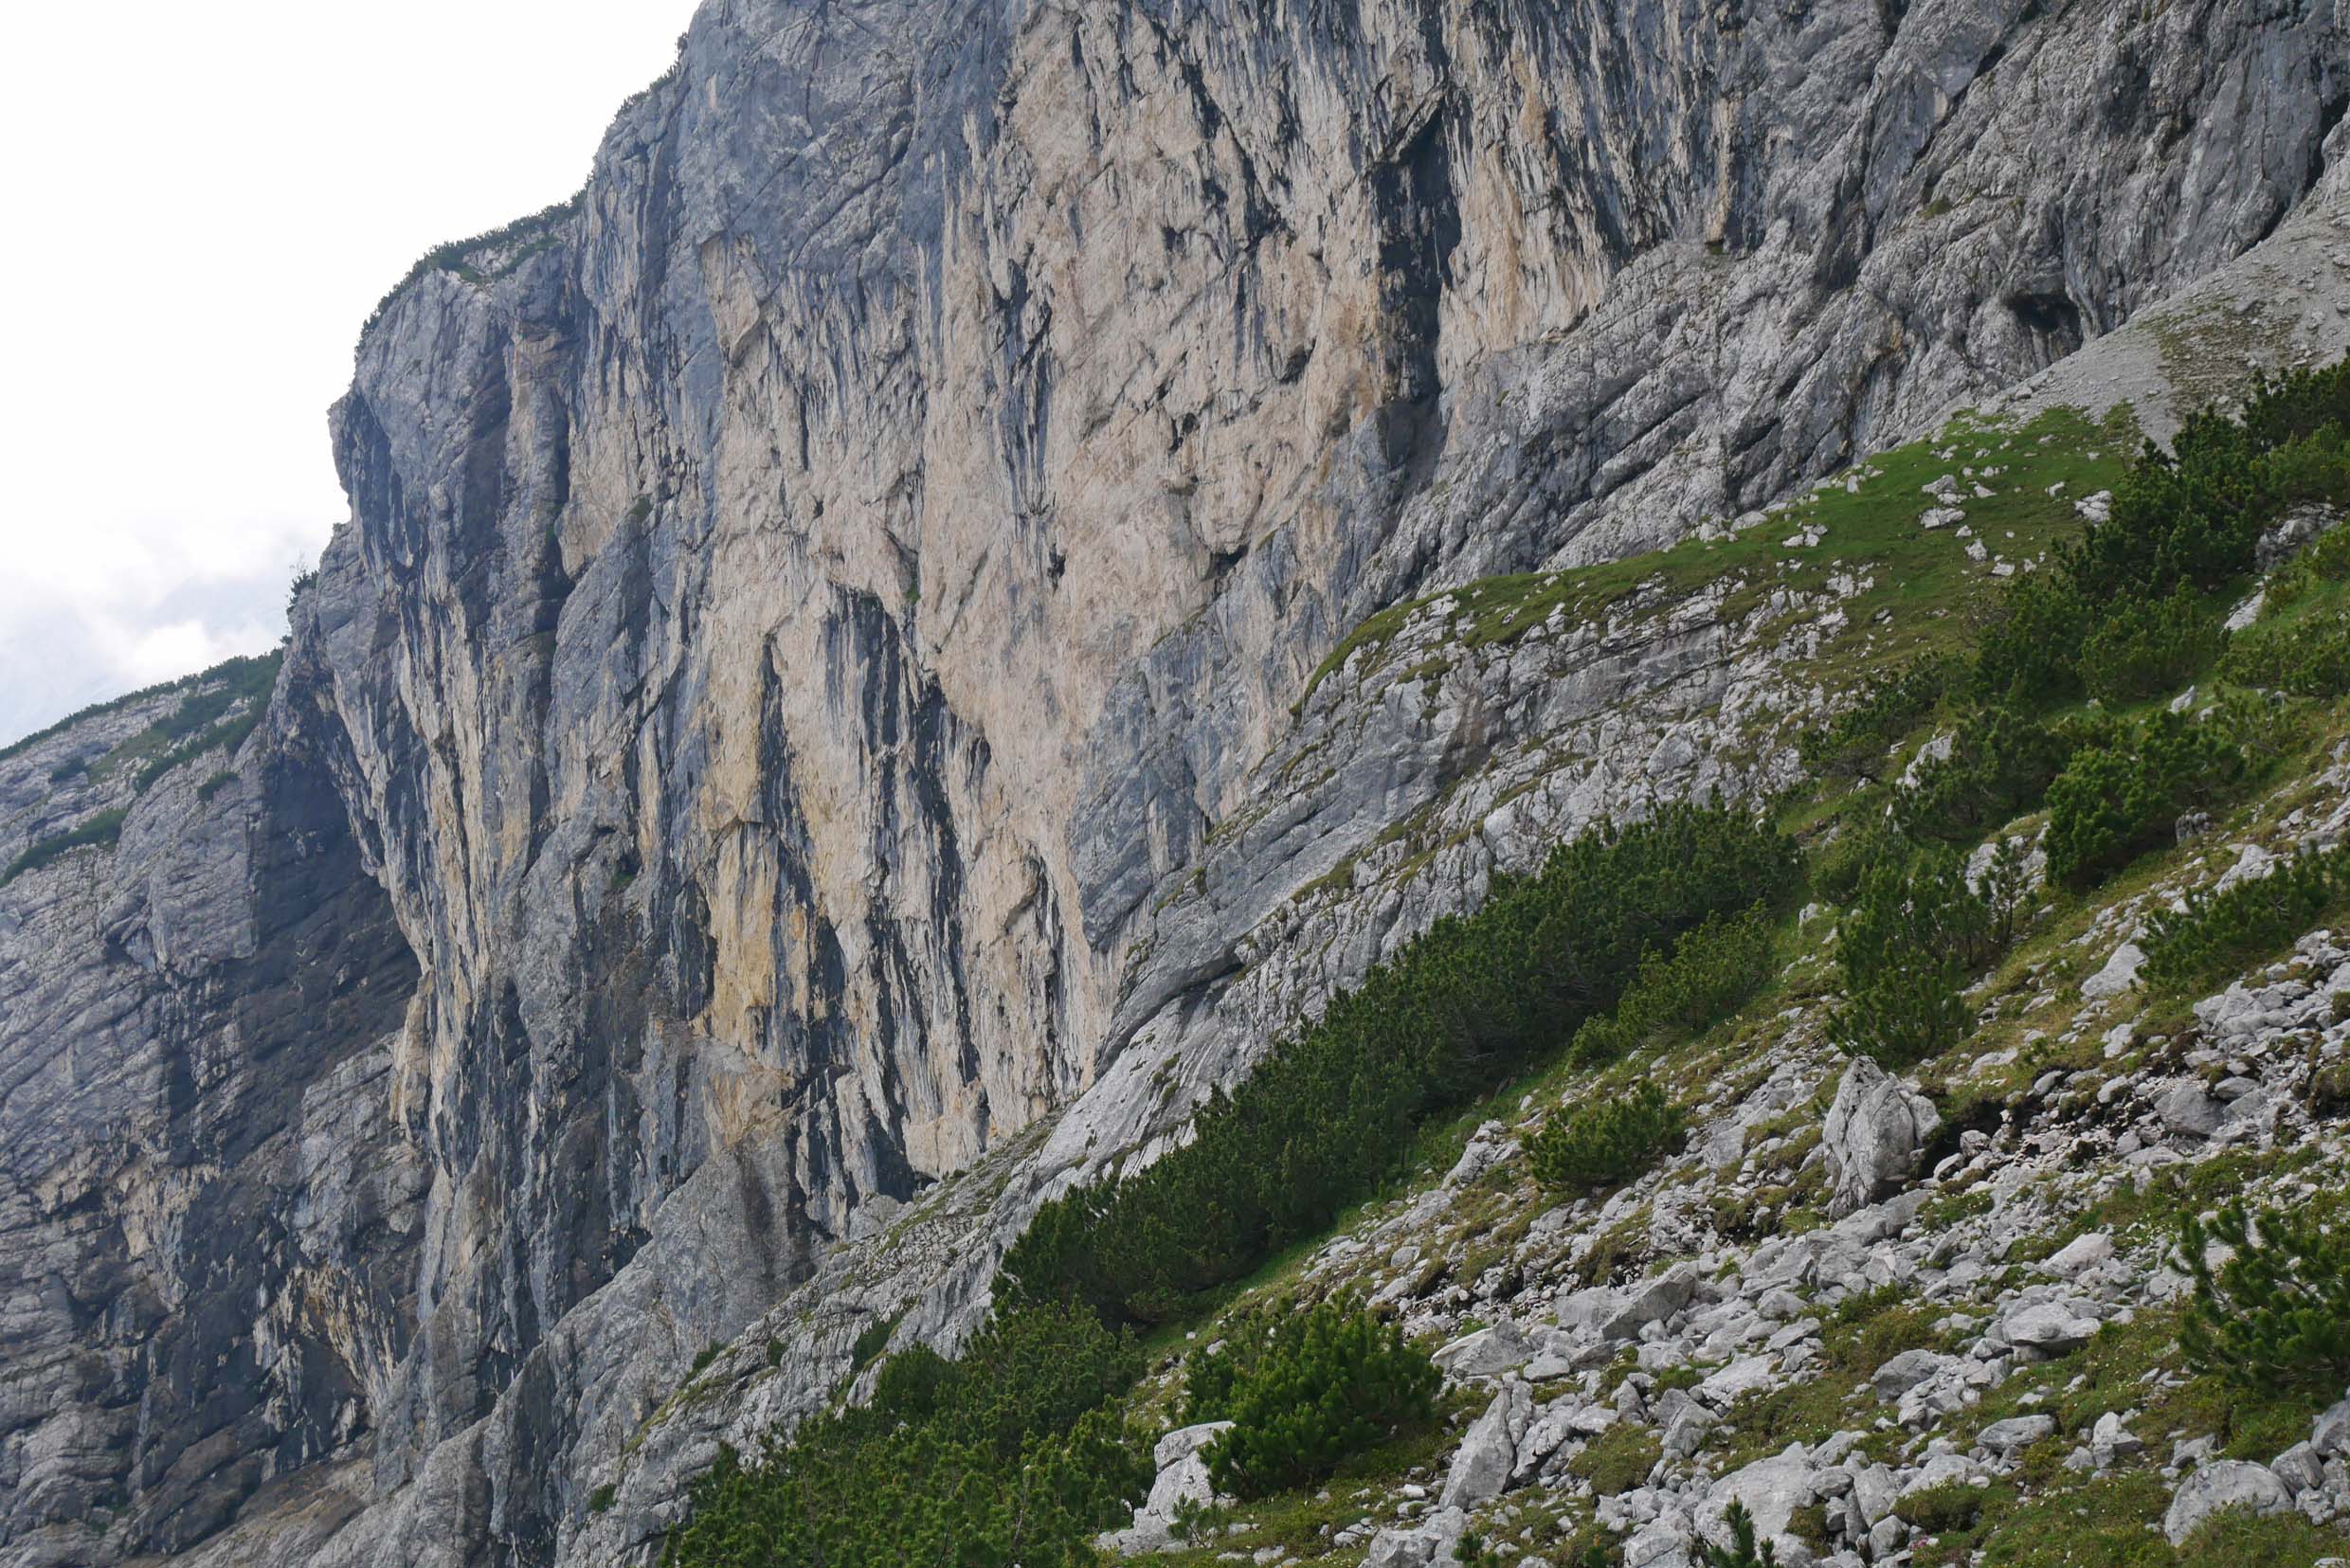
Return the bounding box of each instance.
[1,0,2344,1562]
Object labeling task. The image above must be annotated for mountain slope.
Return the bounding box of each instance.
[1,1,2346,1564]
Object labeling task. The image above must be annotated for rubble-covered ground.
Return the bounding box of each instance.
[1065,486,2350,1564]
[1094,748,2350,1567]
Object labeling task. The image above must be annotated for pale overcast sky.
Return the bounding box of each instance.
[0,2,698,747]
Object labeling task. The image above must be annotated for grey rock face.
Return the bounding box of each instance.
[1441,1379,1532,1510]
[1821,1058,1942,1217]
[4,0,2347,1563]
[1103,1421,1233,1552]
[0,670,423,1566]
[2164,1460,2292,1545]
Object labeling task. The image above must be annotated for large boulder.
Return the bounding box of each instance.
[1433,1321,1535,1380]
[2314,1393,2350,1459]
[2157,1082,2228,1140]
[1695,1447,1825,1559]
[1441,1379,1534,1510]
[1362,1506,1468,1568]
[2163,1460,2292,1545]
[1821,1059,1942,1217]
[2256,503,2344,573]
[2001,1300,2102,1355]
[1979,1415,2057,1454]
[1101,1422,1233,1553]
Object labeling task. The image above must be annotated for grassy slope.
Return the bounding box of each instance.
[650,396,2348,1565]
[1305,404,2140,712]
[1107,404,2350,1566]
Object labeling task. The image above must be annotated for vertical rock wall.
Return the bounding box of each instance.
[0,0,2344,1562]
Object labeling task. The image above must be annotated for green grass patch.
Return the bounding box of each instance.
[1,808,128,888]
[1300,404,2137,712]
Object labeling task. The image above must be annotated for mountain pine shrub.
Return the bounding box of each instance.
[1831,844,1997,1070]
[1798,658,1949,783]
[1001,806,1798,1324]
[1527,1080,1687,1192]
[662,1305,1148,1568]
[2077,583,2223,705]
[2142,845,2350,992]
[1962,359,2350,717]
[1970,572,2093,710]
[2043,712,2245,888]
[1808,811,1896,906]
[1184,1297,1438,1499]
[1893,704,2079,845]
[1569,906,1779,1065]
[2219,604,2350,697]
[2179,1199,2350,1397]
[1694,1499,1780,1567]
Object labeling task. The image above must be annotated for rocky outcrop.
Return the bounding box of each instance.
[0,666,422,1565]
[4,0,2350,1564]
[1821,1059,1942,1217]
[2163,1460,2293,1546]
[1102,1422,1232,1553]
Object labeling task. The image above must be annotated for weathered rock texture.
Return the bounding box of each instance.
[3,0,2347,1562]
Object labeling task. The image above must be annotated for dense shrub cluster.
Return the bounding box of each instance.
[2220,604,2350,696]
[1,808,128,889]
[2042,711,2246,887]
[1976,364,2350,706]
[2179,1199,2350,1397]
[1797,361,2350,1043]
[1893,707,2079,845]
[1527,1080,1687,1192]
[1001,806,1799,1325]
[662,1306,1148,1568]
[2143,845,2350,992]
[2070,367,2350,602]
[2078,585,2223,705]
[1184,1298,1438,1499]
[1832,846,2000,1070]
[1568,907,1778,1065]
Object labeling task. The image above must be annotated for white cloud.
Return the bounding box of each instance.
[0,0,697,747]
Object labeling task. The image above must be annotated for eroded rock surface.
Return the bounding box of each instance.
[4,0,2349,1564]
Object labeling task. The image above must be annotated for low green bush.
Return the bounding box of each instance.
[1527,1080,1687,1192]
[2179,1199,2350,1397]
[1894,705,2080,845]
[1001,806,1799,1325]
[662,1306,1148,1568]
[1184,1297,1438,1499]
[1799,658,1949,783]
[2044,712,2245,888]
[849,1313,899,1371]
[2078,585,2223,705]
[1694,1499,1779,1567]
[1901,1479,1991,1535]
[1,808,128,889]
[1832,844,1998,1069]
[1971,572,2093,710]
[2142,845,2350,992]
[1569,907,1778,1065]
[1569,1422,1664,1498]
[2219,605,2350,697]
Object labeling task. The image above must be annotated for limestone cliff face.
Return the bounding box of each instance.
[2,0,2345,1563]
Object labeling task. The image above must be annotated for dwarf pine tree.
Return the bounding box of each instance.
[2179,1199,2350,1397]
